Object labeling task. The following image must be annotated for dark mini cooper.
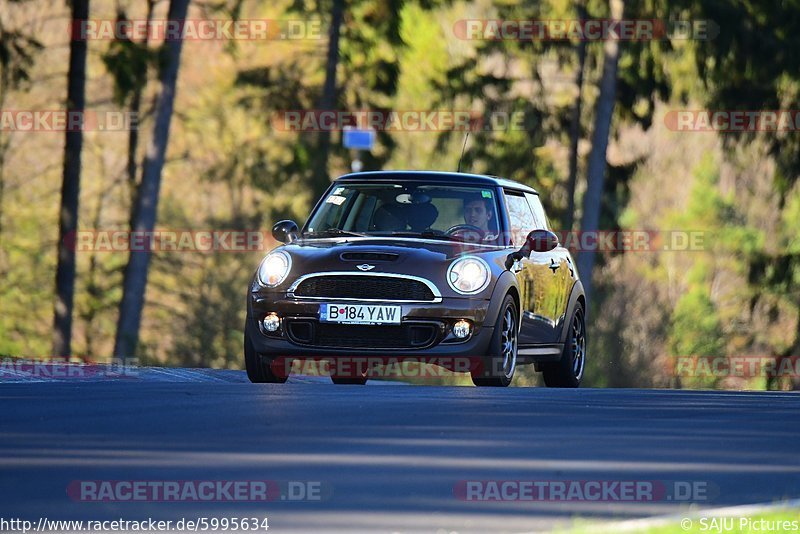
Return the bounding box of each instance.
[245,171,586,387]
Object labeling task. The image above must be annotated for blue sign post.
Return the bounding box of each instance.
[343,127,375,172]
[343,127,375,150]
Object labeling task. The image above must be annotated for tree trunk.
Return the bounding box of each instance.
[311,0,344,200]
[113,0,191,358]
[126,0,156,207]
[576,0,624,304]
[563,0,587,232]
[52,0,90,358]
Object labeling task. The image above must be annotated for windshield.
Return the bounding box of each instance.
[304,182,502,243]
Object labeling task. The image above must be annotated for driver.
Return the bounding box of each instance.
[456,194,499,243]
[463,195,495,232]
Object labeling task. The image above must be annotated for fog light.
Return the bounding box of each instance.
[453,320,472,339]
[262,313,281,332]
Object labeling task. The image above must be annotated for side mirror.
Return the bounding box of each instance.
[272,220,299,243]
[525,229,559,253]
[504,229,559,270]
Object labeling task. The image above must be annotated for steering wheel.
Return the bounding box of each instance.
[446,224,484,235]
[445,224,485,242]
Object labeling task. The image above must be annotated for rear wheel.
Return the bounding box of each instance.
[471,294,518,387]
[244,331,288,384]
[542,302,586,388]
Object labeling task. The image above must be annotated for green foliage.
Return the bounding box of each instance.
[0,23,42,91]
[0,207,56,357]
[674,0,800,194]
[668,274,724,358]
[101,37,154,106]
[669,153,765,270]
[782,186,800,254]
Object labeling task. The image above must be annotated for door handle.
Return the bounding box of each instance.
[549,258,560,273]
[565,256,575,278]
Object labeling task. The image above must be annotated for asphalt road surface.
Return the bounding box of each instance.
[1,368,799,533]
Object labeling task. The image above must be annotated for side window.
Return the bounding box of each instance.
[525,193,549,230]
[504,191,537,246]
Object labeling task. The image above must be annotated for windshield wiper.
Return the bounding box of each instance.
[303,228,367,238]
[384,231,461,242]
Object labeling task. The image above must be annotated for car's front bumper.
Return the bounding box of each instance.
[246,293,495,359]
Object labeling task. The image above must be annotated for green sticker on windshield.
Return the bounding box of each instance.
[482,190,492,198]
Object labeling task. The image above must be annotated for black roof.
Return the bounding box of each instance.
[335,170,538,194]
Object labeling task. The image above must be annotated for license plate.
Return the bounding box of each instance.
[320,303,401,325]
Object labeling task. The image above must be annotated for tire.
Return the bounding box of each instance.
[330,359,368,385]
[471,294,518,387]
[330,376,368,385]
[542,302,586,388]
[244,330,288,384]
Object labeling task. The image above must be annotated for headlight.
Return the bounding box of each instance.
[447,256,490,294]
[258,251,291,287]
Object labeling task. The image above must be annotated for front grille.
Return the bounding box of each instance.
[285,320,441,350]
[293,275,436,301]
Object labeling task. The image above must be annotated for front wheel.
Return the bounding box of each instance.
[542,302,586,388]
[471,294,518,387]
[244,332,288,384]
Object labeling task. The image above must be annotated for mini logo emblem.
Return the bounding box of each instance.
[356,264,376,271]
